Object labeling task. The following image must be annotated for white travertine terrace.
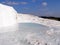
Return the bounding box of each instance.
[17,13,60,27]
[0,4,17,27]
[0,3,60,45]
[0,3,60,28]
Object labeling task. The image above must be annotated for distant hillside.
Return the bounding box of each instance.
[40,16,60,21]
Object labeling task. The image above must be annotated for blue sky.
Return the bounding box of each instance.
[0,0,60,17]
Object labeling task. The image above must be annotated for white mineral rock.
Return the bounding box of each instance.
[17,13,60,27]
[0,4,17,27]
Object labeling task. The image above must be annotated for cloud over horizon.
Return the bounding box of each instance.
[42,2,48,6]
[2,1,28,5]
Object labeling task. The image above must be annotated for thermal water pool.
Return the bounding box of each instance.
[0,23,60,45]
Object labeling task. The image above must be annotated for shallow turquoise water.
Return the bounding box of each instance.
[18,23,50,33]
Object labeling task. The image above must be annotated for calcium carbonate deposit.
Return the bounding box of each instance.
[17,13,60,27]
[0,3,60,45]
[0,4,17,27]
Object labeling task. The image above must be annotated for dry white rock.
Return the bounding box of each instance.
[0,4,17,27]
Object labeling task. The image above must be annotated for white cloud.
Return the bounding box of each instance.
[7,2,19,5]
[42,2,48,6]
[2,1,28,5]
[20,2,28,4]
[2,2,6,3]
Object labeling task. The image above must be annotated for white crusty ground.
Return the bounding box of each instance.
[17,13,60,27]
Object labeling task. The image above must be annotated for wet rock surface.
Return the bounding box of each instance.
[0,23,60,45]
